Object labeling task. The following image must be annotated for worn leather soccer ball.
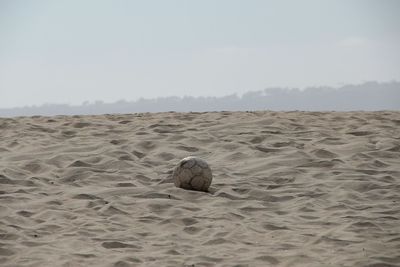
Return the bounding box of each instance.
[172,156,212,192]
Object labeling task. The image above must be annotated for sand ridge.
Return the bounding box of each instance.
[0,111,400,266]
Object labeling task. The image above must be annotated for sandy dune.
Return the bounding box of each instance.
[1,111,399,267]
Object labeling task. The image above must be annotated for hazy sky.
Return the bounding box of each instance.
[1,0,399,108]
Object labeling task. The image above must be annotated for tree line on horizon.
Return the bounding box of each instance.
[1,81,399,117]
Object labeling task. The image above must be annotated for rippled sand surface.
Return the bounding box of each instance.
[1,111,399,267]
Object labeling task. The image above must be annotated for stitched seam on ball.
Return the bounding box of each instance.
[188,175,196,189]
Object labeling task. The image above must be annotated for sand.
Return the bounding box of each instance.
[0,111,399,267]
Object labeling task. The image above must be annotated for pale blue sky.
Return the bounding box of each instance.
[1,0,399,108]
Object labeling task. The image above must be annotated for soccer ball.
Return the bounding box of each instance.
[172,156,213,192]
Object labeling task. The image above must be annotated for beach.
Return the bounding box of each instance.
[1,111,399,267]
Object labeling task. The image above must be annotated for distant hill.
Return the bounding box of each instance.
[1,81,399,117]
